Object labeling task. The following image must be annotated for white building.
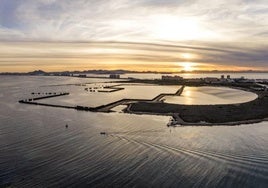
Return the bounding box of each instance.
[109,74,120,79]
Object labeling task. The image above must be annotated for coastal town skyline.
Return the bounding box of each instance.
[0,0,268,72]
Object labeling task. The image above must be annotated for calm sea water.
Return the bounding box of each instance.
[0,75,267,188]
[163,86,257,105]
[42,84,179,107]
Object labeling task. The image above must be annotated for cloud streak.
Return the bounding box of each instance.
[0,0,267,71]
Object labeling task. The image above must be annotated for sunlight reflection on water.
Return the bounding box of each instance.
[0,76,267,188]
[164,86,257,105]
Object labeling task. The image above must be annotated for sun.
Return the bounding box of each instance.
[181,62,194,72]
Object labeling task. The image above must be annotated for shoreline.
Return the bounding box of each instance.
[126,85,268,126]
[125,110,268,126]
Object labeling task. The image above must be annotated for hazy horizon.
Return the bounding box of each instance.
[2,68,268,74]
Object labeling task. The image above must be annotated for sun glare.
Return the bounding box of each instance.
[149,14,222,41]
[150,15,213,41]
[181,53,193,60]
[181,62,194,72]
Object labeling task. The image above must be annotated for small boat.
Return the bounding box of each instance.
[167,117,177,127]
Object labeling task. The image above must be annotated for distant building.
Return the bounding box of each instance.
[161,75,183,81]
[61,73,71,76]
[219,74,234,83]
[204,77,219,83]
[109,74,120,79]
[78,74,87,78]
[185,78,202,83]
[235,78,255,83]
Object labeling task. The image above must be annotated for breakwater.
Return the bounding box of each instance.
[19,92,69,102]
[94,86,184,112]
[152,85,184,102]
[19,100,75,109]
[19,92,73,109]
[85,84,125,93]
[19,86,185,113]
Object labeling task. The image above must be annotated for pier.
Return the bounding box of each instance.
[152,85,185,102]
[19,92,69,102]
[19,100,75,109]
[18,92,73,109]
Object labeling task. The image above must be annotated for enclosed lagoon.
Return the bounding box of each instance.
[163,86,258,105]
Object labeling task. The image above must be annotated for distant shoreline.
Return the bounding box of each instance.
[2,69,268,75]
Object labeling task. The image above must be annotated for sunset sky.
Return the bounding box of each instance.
[0,0,268,72]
